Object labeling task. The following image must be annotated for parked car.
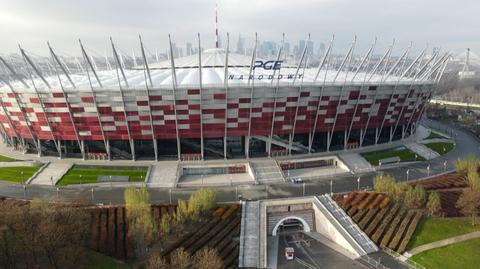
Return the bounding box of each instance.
[284,247,295,260]
[289,177,304,184]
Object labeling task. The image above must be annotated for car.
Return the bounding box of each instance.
[284,247,295,260]
[289,177,304,184]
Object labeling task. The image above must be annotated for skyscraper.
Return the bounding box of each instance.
[236,35,245,55]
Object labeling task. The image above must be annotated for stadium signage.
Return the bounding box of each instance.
[228,59,303,80]
[253,60,283,70]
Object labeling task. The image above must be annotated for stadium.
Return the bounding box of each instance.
[0,37,448,161]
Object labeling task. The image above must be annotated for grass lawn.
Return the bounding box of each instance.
[57,165,148,186]
[84,250,129,269]
[426,131,447,140]
[425,142,454,155]
[0,165,42,183]
[0,155,18,162]
[410,238,480,269]
[361,147,426,166]
[406,217,480,250]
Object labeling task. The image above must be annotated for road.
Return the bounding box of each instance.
[276,232,366,269]
[0,120,478,204]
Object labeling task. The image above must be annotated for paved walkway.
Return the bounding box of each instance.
[29,162,72,185]
[404,141,440,160]
[406,231,480,256]
[239,201,260,268]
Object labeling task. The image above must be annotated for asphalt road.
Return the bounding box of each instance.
[0,119,478,204]
[276,232,365,269]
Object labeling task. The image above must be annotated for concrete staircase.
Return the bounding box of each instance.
[337,152,375,173]
[250,160,284,183]
[404,142,440,160]
[28,162,73,185]
[147,162,179,187]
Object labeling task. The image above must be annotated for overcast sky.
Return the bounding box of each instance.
[0,0,478,57]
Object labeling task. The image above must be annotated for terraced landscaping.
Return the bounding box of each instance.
[0,165,42,183]
[57,165,148,186]
[425,142,454,155]
[361,147,426,166]
[336,191,423,253]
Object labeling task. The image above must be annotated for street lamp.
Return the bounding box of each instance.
[20,171,24,185]
[330,179,333,195]
[91,187,94,202]
[427,164,431,177]
[357,177,361,191]
[406,169,410,181]
[443,160,447,171]
[302,182,306,197]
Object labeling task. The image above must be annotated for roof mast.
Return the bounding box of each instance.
[215,3,219,48]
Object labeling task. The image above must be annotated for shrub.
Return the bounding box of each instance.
[426,192,441,216]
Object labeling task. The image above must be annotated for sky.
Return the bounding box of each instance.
[0,0,478,57]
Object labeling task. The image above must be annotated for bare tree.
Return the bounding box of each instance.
[193,247,223,269]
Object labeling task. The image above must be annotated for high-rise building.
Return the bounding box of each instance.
[284,42,291,56]
[236,35,245,55]
[307,40,314,56]
[318,42,326,56]
[186,42,192,56]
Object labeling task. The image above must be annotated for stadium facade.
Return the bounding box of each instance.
[0,37,449,161]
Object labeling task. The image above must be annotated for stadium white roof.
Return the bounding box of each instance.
[1,48,435,93]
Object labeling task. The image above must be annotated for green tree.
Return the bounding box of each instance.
[124,187,156,258]
[373,173,397,194]
[426,192,442,216]
[457,187,480,226]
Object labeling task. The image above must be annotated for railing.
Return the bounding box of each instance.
[381,246,426,269]
[360,255,390,269]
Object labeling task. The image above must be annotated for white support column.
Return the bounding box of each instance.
[20,46,62,158]
[197,33,205,160]
[0,78,24,150]
[360,41,396,145]
[48,42,85,159]
[327,37,357,152]
[290,34,310,155]
[110,37,135,161]
[345,39,376,146]
[391,51,440,141]
[168,35,181,161]
[139,35,158,161]
[309,36,335,152]
[268,34,285,157]
[79,39,109,160]
[223,33,230,160]
[246,33,258,159]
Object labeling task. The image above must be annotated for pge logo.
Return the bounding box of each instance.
[253,60,283,70]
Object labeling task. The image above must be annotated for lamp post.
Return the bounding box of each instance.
[406,169,410,181]
[169,189,172,204]
[357,177,361,191]
[302,182,306,197]
[330,179,333,195]
[427,164,430,177]
[444,160,447,171]
[20,171,24,185]
[91,187,94,202]
[56,187,59,200]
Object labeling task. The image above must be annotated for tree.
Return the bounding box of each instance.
[145,253,169,269]
[392,182,411,202]
[427,192,442,216]
[124,187,156,258]
[457,187,480,226]
[170,248,190,269]
[373,174,397,194]
[455,155,480,174]
[187,188,217,221]
[193,247,223,269]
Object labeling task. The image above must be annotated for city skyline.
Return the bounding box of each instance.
[0,0,478,57]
